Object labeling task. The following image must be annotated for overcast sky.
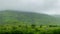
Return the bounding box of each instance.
[0,0,60,15]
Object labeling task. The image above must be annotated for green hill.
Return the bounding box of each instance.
[0,10,59,25]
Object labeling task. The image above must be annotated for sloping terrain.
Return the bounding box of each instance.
[0,10,58,25]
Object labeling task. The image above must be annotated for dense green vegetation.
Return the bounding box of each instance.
[0,24,60,34]
[0,10,58,25]
[0,10,60,34]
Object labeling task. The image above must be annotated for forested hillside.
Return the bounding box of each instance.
[0,10,57,25]
[0,10,60,34]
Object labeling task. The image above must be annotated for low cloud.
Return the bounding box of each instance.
[0,0,60,15]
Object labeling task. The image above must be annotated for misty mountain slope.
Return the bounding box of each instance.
[0,10,59,25]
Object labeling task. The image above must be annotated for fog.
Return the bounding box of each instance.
[0,0,60,15]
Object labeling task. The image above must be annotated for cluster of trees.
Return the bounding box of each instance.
[0,24,60,34]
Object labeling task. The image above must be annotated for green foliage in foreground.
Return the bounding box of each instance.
[0,24,60,34]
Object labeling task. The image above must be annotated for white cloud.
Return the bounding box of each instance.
[0,0,60,15]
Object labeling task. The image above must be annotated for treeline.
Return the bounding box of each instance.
[0,24,60,34]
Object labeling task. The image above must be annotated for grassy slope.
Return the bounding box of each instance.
[0,10,58,25]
